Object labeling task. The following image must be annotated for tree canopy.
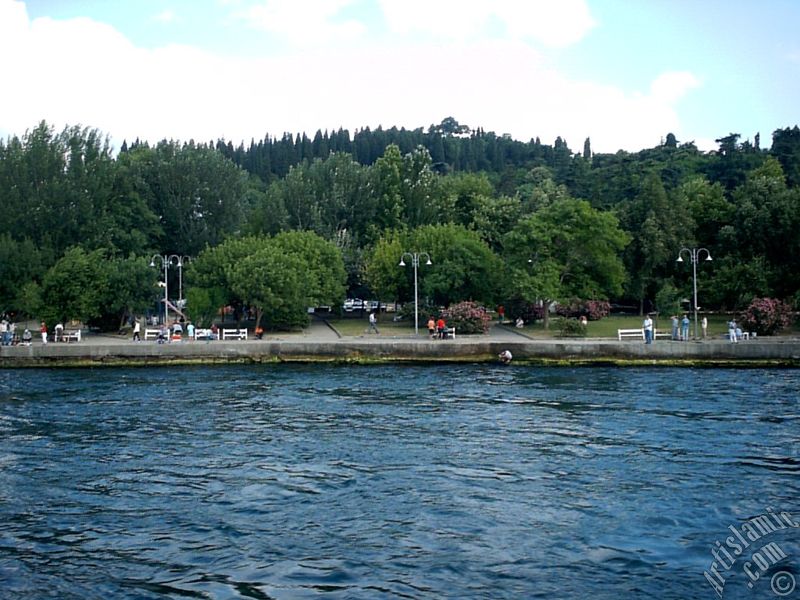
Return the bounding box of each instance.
[2,117,799,328]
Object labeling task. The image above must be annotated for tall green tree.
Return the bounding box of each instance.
[127,140,248,255]
[230,247,308,329]
[364,230,407,302]
[503,197,630,328]
[188,232,345,329]
[707,157,800,306]
[770,126,800,188]
[365,224,503,307]
[369,144,406,236]
[271,230,347,309]
[617,172,693,313]
[39,247,110,325]
[100,255,160,330]
[0,235,44,314]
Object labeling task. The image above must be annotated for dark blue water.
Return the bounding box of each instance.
[0,366,798,599]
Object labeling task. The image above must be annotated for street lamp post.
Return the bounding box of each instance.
[150,254,187,324]
[399,252,432,336]
[676,247,713,339]
[175,255,190,307]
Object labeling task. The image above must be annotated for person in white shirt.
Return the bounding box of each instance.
[368,312,379,334]
[643,315,653,344]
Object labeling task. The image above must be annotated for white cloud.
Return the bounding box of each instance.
[153,9,178,24]
[378,0,596,47]
[650,71,701,104]
[0,0,700,153]
[242,0,366,45]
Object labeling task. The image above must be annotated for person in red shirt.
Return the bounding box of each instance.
[40,321,48,344]
[436,317,446,339]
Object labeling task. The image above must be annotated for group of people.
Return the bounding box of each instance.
[667,315,695,342]
[1,317,57,346]
[131,317,200,343]
[497,306,526,329]
[645,314,745,343]
[426,316,451,339]
[0,317,16,346]
[727,319,745,342]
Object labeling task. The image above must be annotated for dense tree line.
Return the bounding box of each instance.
[1,119,798,329]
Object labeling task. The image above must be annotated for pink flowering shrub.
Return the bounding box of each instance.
[584,300,611,321]
[740,297,792,336]
[555,299,611,321]
[506,300,545,323]
[441,301,491,334]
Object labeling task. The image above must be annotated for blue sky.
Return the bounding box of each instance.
[2,0,798,153]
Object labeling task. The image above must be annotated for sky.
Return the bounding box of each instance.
[1,0,798,154]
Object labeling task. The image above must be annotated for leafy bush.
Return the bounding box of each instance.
[556,317,587,337]
[506,299,545,323]
[655,282,682,318]
[740,297,793,336]
[441,301,491,334]
[398,301,437,325]
[555,299,610,321]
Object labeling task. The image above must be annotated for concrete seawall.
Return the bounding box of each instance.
[2,337,799,367]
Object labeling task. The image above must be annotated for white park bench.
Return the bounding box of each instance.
[62,329,81,342]
[193,328,216,341]
[222,328,248,341]
[144,328,161,341]
[653,329,672,340]
[617,328,644,341]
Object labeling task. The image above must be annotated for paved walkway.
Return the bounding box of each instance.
[7,319,531,348]
[9,318,798,348]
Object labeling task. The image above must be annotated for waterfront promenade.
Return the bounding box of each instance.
[2,320,799,367]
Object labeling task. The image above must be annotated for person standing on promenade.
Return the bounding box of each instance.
[132,319,141,342]
[171,320,183,342]
[40,321,48,344]
[643,315,653,344]
[728,318,737,343]
[368,311,380,334]
[701,316,708,339]
[436,317,446,339]
[681,314,690,341]
[671,315,679,340]
[427,317,436,339]
[186,321,195,340]
[0,319,7,346]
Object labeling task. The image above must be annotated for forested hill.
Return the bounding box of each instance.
[143,117,800,197]
[1,118,799,330]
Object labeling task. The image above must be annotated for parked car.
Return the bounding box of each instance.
[343,298,364,312]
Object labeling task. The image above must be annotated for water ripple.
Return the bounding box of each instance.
[0,366,798,599]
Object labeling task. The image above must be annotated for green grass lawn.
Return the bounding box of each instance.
[330,313,798,339]
[513,314,755,339]
[328,316,417,337]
